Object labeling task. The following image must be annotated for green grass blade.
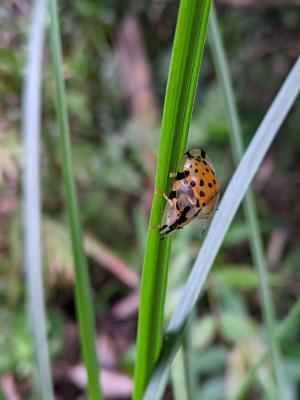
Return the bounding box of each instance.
[22,0,54,398]
[49,1,102,399]
[133,1,212,398]
[144,56,300,399]
[230,299,300,400]
[171,346,189,400]
[182,316,197,400]
[208,5,286,398]
[171,315,196,400]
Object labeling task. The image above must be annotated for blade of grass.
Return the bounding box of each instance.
[171,314,196,400]
[208,5,286,398]
[133,1,212,398]
[144,56,300,399]
[22,0,54,398]
[182,314,197,400]
[171,346,189,400]
[49,1,102,399]
[230,299,300,400]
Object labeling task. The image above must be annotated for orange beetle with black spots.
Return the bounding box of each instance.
[159,149,220,236]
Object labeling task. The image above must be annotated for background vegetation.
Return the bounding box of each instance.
[0,0,300,399]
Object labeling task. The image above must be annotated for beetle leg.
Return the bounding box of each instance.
[169,171,189,180]
[155,188,177,207]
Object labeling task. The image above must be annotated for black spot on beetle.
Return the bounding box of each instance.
[190,181,196,187]
[194,169,198,173]
[213,179,216,184]
[200,191,205,197]
[199,179,204,186]
[201,149,206,158]
[208,183,212,188]
[205,168,209,172]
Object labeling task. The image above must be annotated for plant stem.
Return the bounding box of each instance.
[144,56,300,400]
[49,1,102,398]
[208,5,286,398]
[22,0,54,398]
[133,1,212,398]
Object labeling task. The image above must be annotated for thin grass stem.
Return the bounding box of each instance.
[49,1,102,398]
[22,0,54,398]
[133,1,212,398]
[171,346,189,400]
[182,314,196,400]
[208,4,286,398]
[144,56,300,400]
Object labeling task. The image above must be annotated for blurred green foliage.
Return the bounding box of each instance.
[0,1,300,399]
